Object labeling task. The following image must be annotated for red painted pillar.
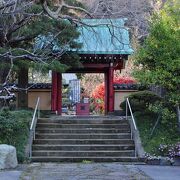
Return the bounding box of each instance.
[104,71,109,115]
[51,71,57,111]
[108,64,114,112]
[56,73,62,115]
[51,72,62,115]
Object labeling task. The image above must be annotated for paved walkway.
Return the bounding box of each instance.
[0,163,180,180]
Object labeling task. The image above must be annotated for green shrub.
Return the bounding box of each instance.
[120,90,162,112]
[135,111,180,155]
[0,108,32,162]
[148,101,177,125]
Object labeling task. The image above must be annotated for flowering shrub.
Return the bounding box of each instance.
[158,144,169,156]
[144,152,161,161]
[168,143,180,158]
[157,143,180,159]
[144,143,180,165]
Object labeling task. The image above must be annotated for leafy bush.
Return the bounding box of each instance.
[0,108,32,162]
[148,102,177,125]
[135,111,180,156]
[120,90,162,112]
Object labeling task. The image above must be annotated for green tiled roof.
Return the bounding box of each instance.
[35,19,133,55]
[75,19,133,55]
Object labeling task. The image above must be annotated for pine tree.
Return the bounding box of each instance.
[0,0,84,107]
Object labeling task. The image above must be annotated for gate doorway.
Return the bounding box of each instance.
[51,65,116,116]
[61,73,105,116]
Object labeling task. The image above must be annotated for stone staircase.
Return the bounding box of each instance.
[31,116,141,162]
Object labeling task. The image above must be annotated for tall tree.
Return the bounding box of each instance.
[0,0,85,107]
[134,0,180,122]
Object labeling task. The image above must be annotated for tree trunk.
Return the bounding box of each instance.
[177,105,180,134]
[0,61,9,85]
[18,68,28,109]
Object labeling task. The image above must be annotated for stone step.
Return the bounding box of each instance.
[31,116,137,163]
[35,128,131,133]
[37,118,128,124]
[36,123,130,129]
[31,156,142,163]
[35,133,131,139]
[32,150,135,157]
[34,139,133,145]
[32,144,135,151]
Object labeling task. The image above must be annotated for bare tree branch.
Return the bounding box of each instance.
[41,0,92,20]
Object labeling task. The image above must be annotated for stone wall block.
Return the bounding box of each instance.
[0,144,18,170]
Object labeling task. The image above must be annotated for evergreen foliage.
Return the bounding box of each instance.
[134,0,180,123]
[135,111,180,156]
[0,109,32,162]
[0,0,82,84]
[120,90,162,112]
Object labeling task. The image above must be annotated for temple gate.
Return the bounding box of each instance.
[51,19,133,115]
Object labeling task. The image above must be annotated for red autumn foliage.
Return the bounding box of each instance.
[91,83,105,100]
[114,77,136,84]
[91,83,105,112]
[91,77,136,112]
